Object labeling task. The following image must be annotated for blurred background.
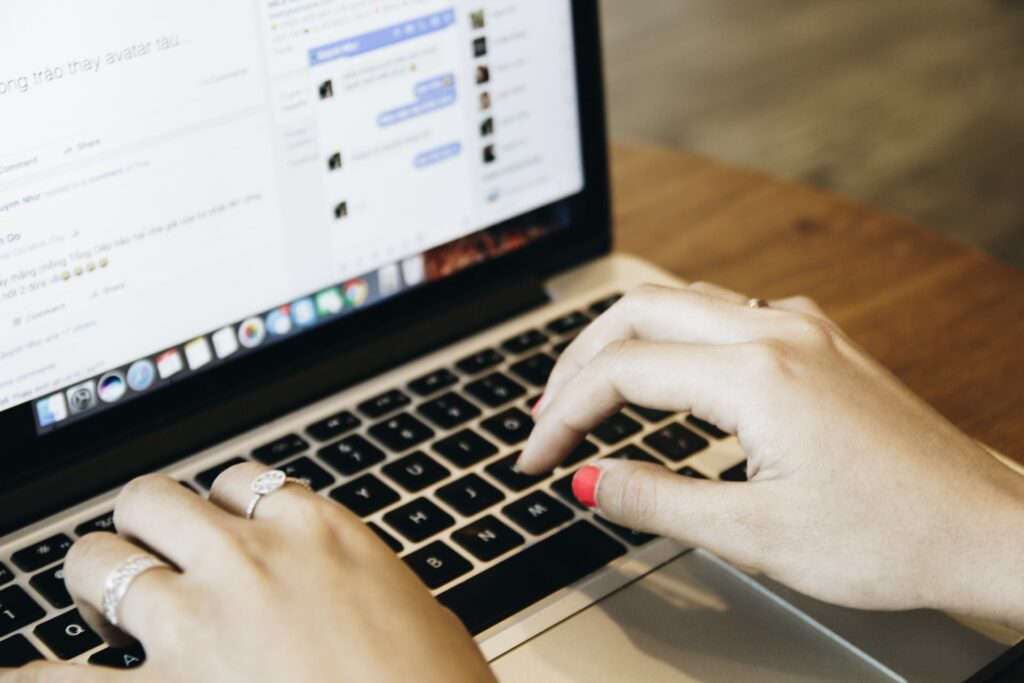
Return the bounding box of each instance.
[600,0,1024,269]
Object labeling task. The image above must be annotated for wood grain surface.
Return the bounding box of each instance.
[612,144,1024,463]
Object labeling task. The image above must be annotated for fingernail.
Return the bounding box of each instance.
[531,395,544,415]
[572,466,602,509]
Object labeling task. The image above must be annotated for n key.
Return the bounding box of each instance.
[452,516,524,562]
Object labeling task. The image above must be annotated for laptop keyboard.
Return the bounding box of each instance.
[0,292,747,666]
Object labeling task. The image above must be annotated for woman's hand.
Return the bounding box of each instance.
[1,463,495,683]
[518,282,1024,629]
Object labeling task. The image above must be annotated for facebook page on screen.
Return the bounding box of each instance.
[0,0,584,425]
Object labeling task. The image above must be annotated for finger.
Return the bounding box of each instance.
[684,280,749,304]
[771,295,828,318]
[208,462,326,521]
[519,340,746,474]
[64,531,181,647]
[114,474,239,569]
[0,661,132,683]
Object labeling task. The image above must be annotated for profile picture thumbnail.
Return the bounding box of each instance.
[475,65,490,85]
[473,37,488,58]
[480,118,494,137]
[334,201,349,220]
[479,91,492,111]
[328,152,342,171]
[471,10,485,29]
[319,80,334,100]
[483,145,496,164]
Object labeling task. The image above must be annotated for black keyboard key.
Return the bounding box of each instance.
[610,444,663,465]
[465,372,526,408]
[0,562,12,587]
[89,643,146,669]
[195,457,247,490]
[306,410,361,442]
[318,435,386,476]
[678,466,708,479]
[502,329,549,355]
[433,430,498,468]
[552,471,588,510]
[547,311,590,336]
[11,534,73,573]
[456,348,505,375]
[589,293,622,315]
[721,461,749,482]
[452,516,525,562]
[439,521,626,635]
[75,511,116,537]
[436,474,505,517]
[384,499,456,543]
[481,408,534,446]
[644,423,709,462]
[686,415,730,439]
[30,564,71,609]
[368,523,404,553]
[0,634,43,667]
[279,456,335,491]
[551,339,573,356]
[34,610,102,660]
[252,433,308,465]
[562,439,600,468]
[591,413,643,445]
[409,368,459,397]
[0,586,45,638]
[382,452,450,493]
[503,491,574,536]
[418,392,481,429]
[369,413,435,453]
[595,516,656,546]
[525,394,543,410]
[358,389,411,418]
[404,542,473,590]
[509,353,556,387]
[628,404,673,423]
[485,453,550,492]
[329,475,400,517]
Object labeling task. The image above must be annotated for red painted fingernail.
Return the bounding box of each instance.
[572,466,601,509]
[531,395,544,415]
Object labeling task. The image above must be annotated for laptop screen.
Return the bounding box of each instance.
[0,1,585,434]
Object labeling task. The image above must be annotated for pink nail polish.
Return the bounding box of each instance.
[572,466,601,509]
[531,395,544,415]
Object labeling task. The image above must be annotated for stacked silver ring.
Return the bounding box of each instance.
[245,470,312,520]
[102,554,171,627]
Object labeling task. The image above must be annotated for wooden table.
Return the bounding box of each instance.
[612,144,1024,464]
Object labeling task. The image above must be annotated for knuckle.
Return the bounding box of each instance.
[746,340,794,379]
[114,474,171,524]
[787,313,836,347]
[64,531,113,571]
[622,282,664,309]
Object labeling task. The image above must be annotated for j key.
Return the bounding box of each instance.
[609,444,663,465]
[438,521,626,635]
[502,329,549,355]
[75,511,116,537]
[465,372,526,408]
[503,491,574,536]
[409,368,459,397]
[591,413,643,446]
[195,457,247,490]
[30,564,72,609]
[369,413,435,453]
[595,516,656,546]
[628,404,674,423]
[509,353,556,387]
[589,293,622,315]
[0,562,12,587]
[368,523,404,553]
[329,475,400,517]
[481,408,534,446]
[418,392,481,429]
[546,311,590,336]
[89,643,146,669]
[721,461,749,482]
[385,499,456,543]
[318,435,386,476]
[404,541,473,590]
[0,634,43,667]
[279,456,335,491]
[12,533,73,573]
[678,466,708,479]
[485,453,550,492]
[306,410,361,442]
[382,452,450,493]
[644,423,709,462]
[358,389,411,418]
[686,415,730,439]
[34,610,102,660]
[252,434,309,465]
[433,430,498,468]
[452,515,525,562]
[436,474,505,517]
[0,586,45,638]
[562,439,599,468]
[551,472,587,511]
[456,348,504,375]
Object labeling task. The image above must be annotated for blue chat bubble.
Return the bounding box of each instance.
[309,8,456,66]
[414,142,462,169]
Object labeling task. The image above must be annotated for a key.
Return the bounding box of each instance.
[464,372,526,408]
[503,491,574,536]
[436,474,505,517]
[686,415,729,439]
[546,311,590,336]
[329,475,400,517]
[89,643,146,669]
[368,413,435,453]
[595,516,656,546]
[591,413,642,445]
[0,586,45,639]
[279,456,335,491]
[452,515,525,562]
[358,389,411,418]
[480,408,534,446]
[409,369,459,397]
[0,634,43,668]
[720,461,748,482]
[318,435,385,476]
[418,392,481,429]
[34,610,102,660]
[561,439,599,468]
[195,457,247,490]
[677,466,708,479]
[643,423,709,462]
[455,348,505,375]
[627,404,674,423]
[382,452,450,493]
[252,434,309,465]
[433,430,498,468]
[485,453,550,492]
[306,410,361,442]
[404,542,473,589]
[509,353,556,387]
[12,534,73,573]
[609,444,663,465]
[502,329,549,355]
[0,562,12,587]
[74,511,116,537]
[384,499,456,543]
[367,523,404,553]
[30,564,72,609]
[589,293,622,315]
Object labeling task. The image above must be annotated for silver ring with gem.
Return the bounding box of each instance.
[747,298,771,309]
[102,554,172,627]
[245,470,312,520]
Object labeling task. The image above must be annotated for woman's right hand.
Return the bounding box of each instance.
[518,282,1024,630]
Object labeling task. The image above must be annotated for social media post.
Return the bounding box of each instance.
[0,114,293,410]
[0,0,266,185]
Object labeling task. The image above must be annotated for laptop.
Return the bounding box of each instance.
[0,1,1016,679]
